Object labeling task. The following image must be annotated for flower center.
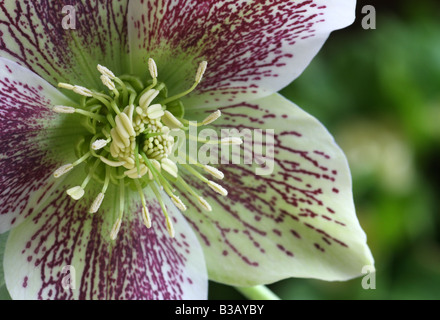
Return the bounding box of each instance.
[53,59,239,239]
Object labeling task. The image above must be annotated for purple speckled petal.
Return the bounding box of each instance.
[128,0,355,107]
[180,94,374,285]
[0,0,129,88]
[0,57,84,233]
[4,180,207,300]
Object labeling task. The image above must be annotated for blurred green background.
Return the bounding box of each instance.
[210,0,440,300]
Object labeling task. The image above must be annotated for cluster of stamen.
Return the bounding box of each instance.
[53,59,241,239]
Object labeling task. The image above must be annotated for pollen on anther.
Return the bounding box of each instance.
[208,181,228,196]
[198,196,212,212]
[220,137,243,145]
[142,206,152,229]
[67,186,85,201]
[162,111,184,129]
[148,58,158,79]
[53,105,75,114]
[204,165,224,180]
[92,139,109,151]
[161,158,178,178]
[202,110,222,125]
[73,86,93,97]
[54,164,74,178]
[89,193,105,214]
[195,61,208,83]
[97,64,116,79]
[166,216,176,238]
[171,195,187,212]
[101,75,116,91]
[58,83,75,90]
[110,218,123,241]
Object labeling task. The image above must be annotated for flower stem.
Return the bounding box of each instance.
[235,285,280,300]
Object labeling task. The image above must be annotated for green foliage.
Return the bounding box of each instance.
[0,232,11,300]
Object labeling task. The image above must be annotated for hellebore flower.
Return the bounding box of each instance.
[0,0,373,300]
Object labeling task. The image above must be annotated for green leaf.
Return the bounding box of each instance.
[0,232,11,300]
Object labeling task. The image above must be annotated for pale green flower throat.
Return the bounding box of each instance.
[53,59,239,240]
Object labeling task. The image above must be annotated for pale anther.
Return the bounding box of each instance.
[89,193,105,214]
[198,196,212,212]
[139,89,159,109]
[208,181,228,196]
[97,64,115,79]
[54,164,74,178]
[204,165,224,180]
[142,206,152,229]
[58,83,75,90]
[220,137,243,145]
[151,159,161,172]
[147,104,165,120]
[161,158,178,178]
[166,216,176,238]
[117,113,136,137]
[110,218,123,240]
[148,58,158,79]
[73,86,93,97]
[53,105,75,114]
[171,195,187,212]
[202,110,222,125]
[92,139,109,151]
[100,156,126,167]
[101,75,116,91]
[162,111,184,129]
[195,61,208,83]
[67,186,85,201]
